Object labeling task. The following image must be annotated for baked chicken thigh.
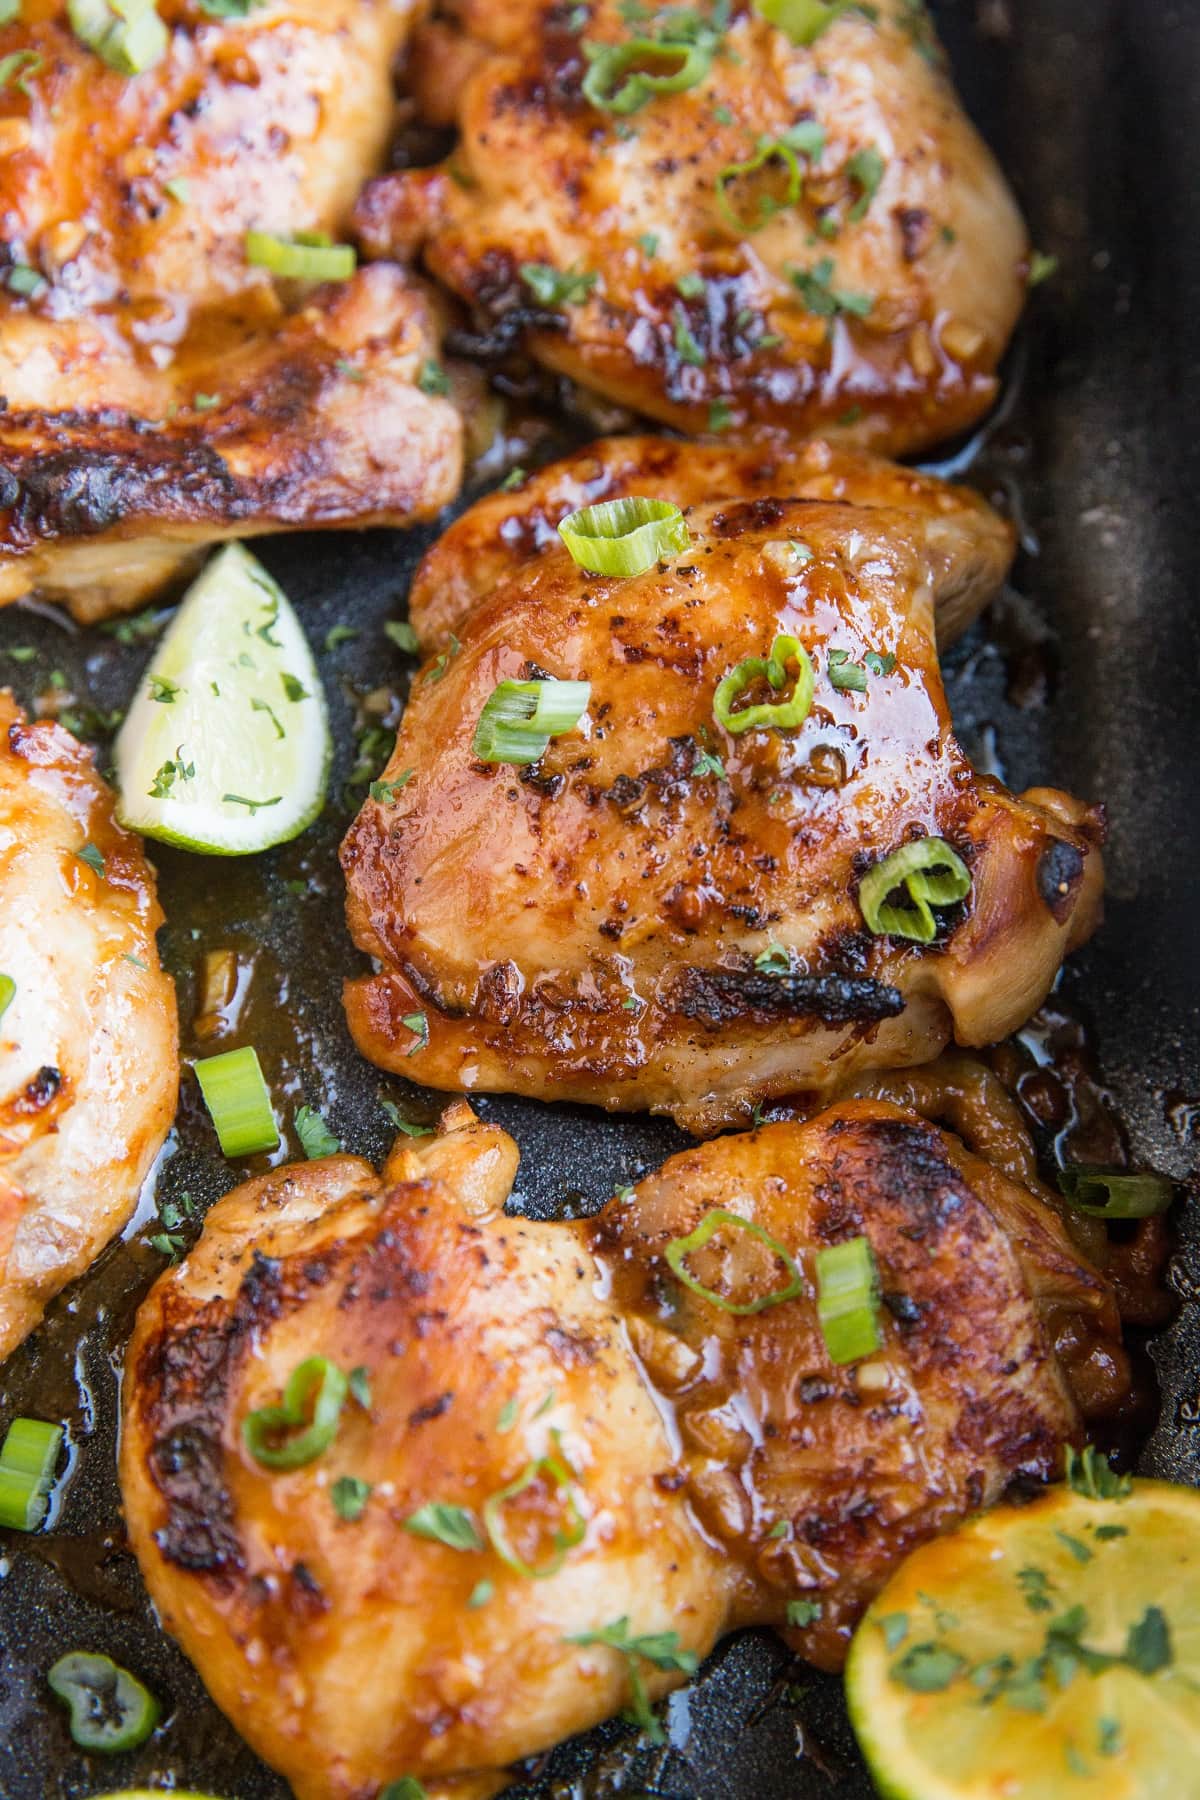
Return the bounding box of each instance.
[0,0,460,620]
[0,693,177,1359]
[342,442,1102,1133]
[121,1099,1125,1800]
[358,0,1029,451]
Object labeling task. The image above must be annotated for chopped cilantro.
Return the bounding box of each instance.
[520,263,598,306]
[402,1501,484,1552]
[331,1475,371,1522]
[295,1105,341,1160]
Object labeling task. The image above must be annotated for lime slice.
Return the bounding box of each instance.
[845,1474,1200,1800]
[114,543,330,854]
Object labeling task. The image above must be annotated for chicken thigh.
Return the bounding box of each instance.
[357,0,1029,451]
[0,0,460,620]
[120,1098,1124,1800]
[342,448,1102,1133]
[0,692,177,1359]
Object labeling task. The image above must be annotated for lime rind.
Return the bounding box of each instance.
[845,1480,1200,1800]
[114,543,331,855]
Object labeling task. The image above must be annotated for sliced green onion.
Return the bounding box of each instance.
[194,1045,279,1156]
[242,1356,348,1470]
[472,678,590,766]
[1058,1169,1175,1219]
[558,496,690,577]
[483,1432,586,1579]
[582,36,714,115]
[754,0,858,46]
[380,1782,428,1800]
[815,1235,882,1364]
[716,139,802,233]
[714,633,814,735]
[245,229,357,282]
[0,973,14,1022]
[67,0,168,75]
[0,1416,63,1531]
[665,1208,804,1316]
[47,1652,161,1752]
[858,837,972,944]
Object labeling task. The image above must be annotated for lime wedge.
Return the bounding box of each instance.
[845,1471,1200,1800]
[114,544,330,854]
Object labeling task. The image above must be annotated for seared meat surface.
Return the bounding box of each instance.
[0,693,177,1359]
[120,1099,1124,1800]
[409,434,1016,649]
[0,0,460,619]
[358,0,1029,451]
[342,448,1102,1132]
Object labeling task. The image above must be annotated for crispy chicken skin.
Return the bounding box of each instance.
[0,0,460,619]
[342,466,1102,1133]
[120,1100,1124,1800]
[0,692,177,1359]
[357,0,1030,451]
[409,434,1016,649]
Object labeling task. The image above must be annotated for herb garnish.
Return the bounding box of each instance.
[789,257,873,319]
[295,1106,340,1160]
[75,842,106,879]
[566,1617,699,1744]
[520,263,598,307]
[402,1502,484,1552]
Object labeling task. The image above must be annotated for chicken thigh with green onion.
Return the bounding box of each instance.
[341,444,1102,1134]
[120,1099,1125,1800]
[357,0,1030,451]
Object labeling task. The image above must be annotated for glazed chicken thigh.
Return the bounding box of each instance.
[358,0,1030,451]
[0,693,177,1359]
[342,443,1102,1133]
[0,0,460,619]
[121,1099,1124,1800]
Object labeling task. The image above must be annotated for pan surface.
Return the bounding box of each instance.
[1,2,1198,1795]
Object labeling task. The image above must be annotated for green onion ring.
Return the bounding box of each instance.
[815,1234,883,1364]
[754,0,856,46]
[713,633,815,734]
[48,1652,161,1753]
[482,1431,586,1579]
[857,837,972,943]
[558,496,690,577]
[582,37,714,115]
[472,678,591,766]
[67,0,168,75]
[716,140,803,233]
[1058,1169,1175,1219]
[242,1356,349,1470]
[665,1208,804,1316]
[194,1044,279,1157]
[245,229,357,282]
[0,1416,63,1531]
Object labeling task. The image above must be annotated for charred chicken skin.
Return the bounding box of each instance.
[357,0,1030,452]
[342,443,1102,1134]
[120,1099,1125,1800]
[0,0,460,621]
[0,692,177,1360]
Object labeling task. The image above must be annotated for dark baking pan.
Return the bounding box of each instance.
[1,2,1198,1795]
